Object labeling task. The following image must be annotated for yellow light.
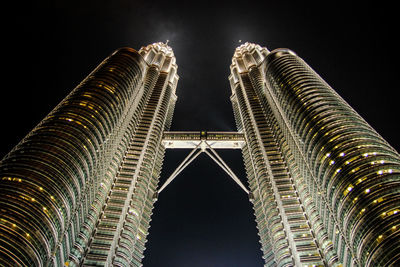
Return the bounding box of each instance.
[12,223,16,227]
[356,177,366,185]
[39,187,43,191]
[344,185,354,196]
[26,233,30,237]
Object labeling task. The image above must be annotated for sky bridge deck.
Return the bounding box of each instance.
[162,131,245,149]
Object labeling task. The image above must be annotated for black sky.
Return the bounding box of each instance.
[2,1,399,266]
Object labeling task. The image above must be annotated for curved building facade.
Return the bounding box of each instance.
[0,43,178,266]
[229,43,400,266]
[0,41,398,266]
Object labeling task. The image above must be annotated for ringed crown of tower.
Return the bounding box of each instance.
[139,42,179,89]
[0,40,399,267]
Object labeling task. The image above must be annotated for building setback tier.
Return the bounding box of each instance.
[0,42,399,267]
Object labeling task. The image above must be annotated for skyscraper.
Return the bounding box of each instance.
[229,43,400,266]
[0,42,178,266]
[0,41,399,267]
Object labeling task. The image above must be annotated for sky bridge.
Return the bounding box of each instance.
[157,131,251,199]
[162,131,245,149]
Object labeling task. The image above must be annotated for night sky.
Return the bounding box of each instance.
[2,1,399,266]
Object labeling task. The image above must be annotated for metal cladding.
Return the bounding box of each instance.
[0,41,399,267]
[229,42,400,266]
[0,43,178,266]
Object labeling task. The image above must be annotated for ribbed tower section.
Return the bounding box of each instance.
[229,43,400,266]
[0,43,178,266]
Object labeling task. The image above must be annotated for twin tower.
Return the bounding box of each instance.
[0,42,399,266]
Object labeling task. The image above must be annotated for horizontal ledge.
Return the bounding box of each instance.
[163,131,245,149]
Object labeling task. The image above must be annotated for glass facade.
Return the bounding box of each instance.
[0,43,178,266]
[0,41,398,266]
[229,42,400,266]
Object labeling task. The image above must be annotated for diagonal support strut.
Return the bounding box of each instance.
[203,145,249,194]
[156,139,253,201]
[158,143,202,194]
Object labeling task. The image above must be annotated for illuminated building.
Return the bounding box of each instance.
[229,42,400,266]
[0,41,399,267]
[0,42,178,266]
